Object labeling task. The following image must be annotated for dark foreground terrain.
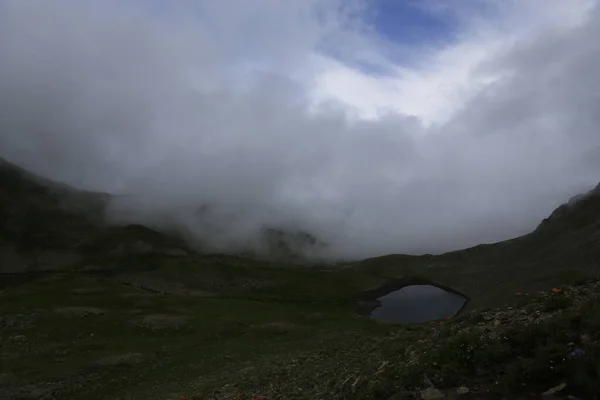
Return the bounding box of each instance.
[1,159,599,399]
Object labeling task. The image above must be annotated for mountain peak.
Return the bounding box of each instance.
[535,182,600,232]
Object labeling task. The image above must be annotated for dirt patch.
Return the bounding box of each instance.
[0,313,37,329]
[54,307,107,317]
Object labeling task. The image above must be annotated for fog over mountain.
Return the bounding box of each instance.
[0,0,599,259]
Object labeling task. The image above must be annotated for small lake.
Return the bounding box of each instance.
[370,284,467,323]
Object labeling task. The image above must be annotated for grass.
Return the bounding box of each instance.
[3,252,600,399]
[0,259,385,399]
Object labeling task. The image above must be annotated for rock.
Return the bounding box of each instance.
[9,335,27,342]
[423,374,434,387]
[378,360,390,370]
[542,382,567,396]
[0,314,36,329]
[456,386,470,395]
[421,387,445,400]
[351,375,363,393]
[581,333,593,344]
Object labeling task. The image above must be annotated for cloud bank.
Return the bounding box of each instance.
[0,0,599,259]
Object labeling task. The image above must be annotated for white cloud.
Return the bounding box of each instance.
[311,39,504,125]
[311,0,597,126]
[0,0,599,259]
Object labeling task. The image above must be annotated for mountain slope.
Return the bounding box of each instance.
[0,158,108,250]
[356,180,600,310]
[0,159,194,273]
[2,160,600,399]
[0,159,324,272]
[3,156,599,279]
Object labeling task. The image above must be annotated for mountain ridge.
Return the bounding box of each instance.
[2,157,600,400]
[2,156,599,266]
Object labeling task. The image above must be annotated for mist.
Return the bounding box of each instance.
[1,0,599,259]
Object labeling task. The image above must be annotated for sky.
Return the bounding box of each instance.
[0,0,599,259]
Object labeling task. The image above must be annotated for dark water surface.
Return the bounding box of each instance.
[370,284,467,323]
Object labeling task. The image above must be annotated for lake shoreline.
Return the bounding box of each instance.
[355,275,471,320]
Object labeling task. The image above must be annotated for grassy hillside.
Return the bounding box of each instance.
[0,159,108,251]
[1,159,599,399]
[355,183,600,311]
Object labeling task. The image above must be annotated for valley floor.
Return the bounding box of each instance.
[2,254,600,400]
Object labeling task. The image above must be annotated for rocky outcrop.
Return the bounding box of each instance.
[537,181,600,229]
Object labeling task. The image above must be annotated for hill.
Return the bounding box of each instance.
[0,158,196,276]
[1,159,599,399]
[356,180,600,311]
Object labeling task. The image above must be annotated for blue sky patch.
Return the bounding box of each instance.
[371,0,459,47]
[322,0,464,75]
